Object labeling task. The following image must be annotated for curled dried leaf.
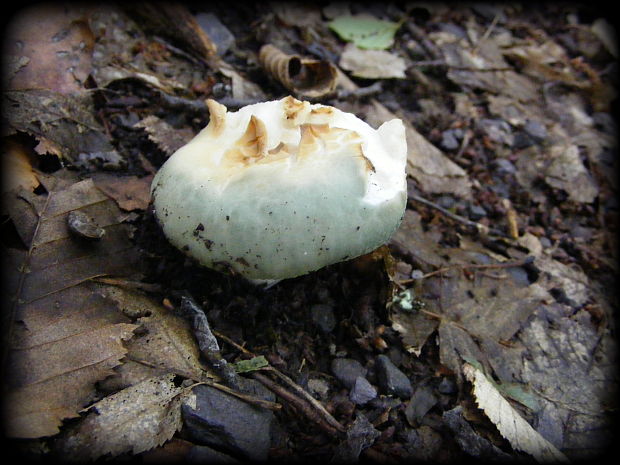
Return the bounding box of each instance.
[259,44,337,99]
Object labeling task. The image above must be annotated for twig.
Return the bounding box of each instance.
[156,91,208,115]
[251,372,345,437]
[397,256,534,285]
[408,193,509,238]
[471,14,500,55]
[214,329,347,435]
[264,366,346,433]
[408,59,447,67]
[190,380,282,411]
[455,129,472,160]
[126,356,281,411]
[336,82,383,101]
[213,329,252,354]
[152,36,208,67]
[405,22,443,60]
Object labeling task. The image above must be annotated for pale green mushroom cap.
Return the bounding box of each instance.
[151,96,407,280]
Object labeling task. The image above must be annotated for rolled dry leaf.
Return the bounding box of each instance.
[501,198,520,239]
[259,44,337,99]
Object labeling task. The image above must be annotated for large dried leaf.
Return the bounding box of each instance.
[502,40,592,90]
[133,116,194,156]
[463,363,569,463]
[544,143,599,203]
[98,286,211,391]
[4,4,94,94]
[339,43,407,79]
[389,210,540,361]
[3,178,141,438]
[516,303,617,454]
[439,37,540,103]
[93,173,154,212]
[433,266,547,379]
[1,139,40,194]
[4,289,136,438]
[3,89,116,161]
[88,6,201,93]
[56,373,195,460]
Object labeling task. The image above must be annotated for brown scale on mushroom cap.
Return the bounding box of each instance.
[205,99,227,136]
[222,115,268,167]
[215,97,376,176]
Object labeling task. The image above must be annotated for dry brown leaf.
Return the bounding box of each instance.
[134,115,194,156]
[93,173,154,211]
[3,89,116,161]
[503,41,591,90]
[98,286,212,391]
[55,373,195,460]
[439,38,540,103]
[544,143,599,203]
[3,178,141,438]
[259,44,338,99]
[339,43,407,79]
[4,284,137,438]
[2,139,40,194]
[123,3,217,60]
[4,4,94,94]
[388,209,546,367]
[463,363,569,463]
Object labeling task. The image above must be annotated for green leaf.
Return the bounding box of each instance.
[233,355,269,373]
[328,14,403,50]
[462,356,540,411]
[497,382,541,411]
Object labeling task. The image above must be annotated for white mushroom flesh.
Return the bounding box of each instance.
[151,96,407,280]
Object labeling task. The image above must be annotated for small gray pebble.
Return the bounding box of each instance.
[331,358,367,390]
[67,210,105,240]
[524,119,547,142]
[195,13,235,56]
[375,354,413,399]
[349,376,377,405]
[440,130,460,150]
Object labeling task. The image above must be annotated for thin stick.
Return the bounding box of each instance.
[213,330,252,355]
[471,14,500,55]
[126,356,281,411]
[251,372,345,437]
[336,82,383,101]
[455,129,472,160]
[214,330,347,434]
[192,379,282,411]
[264,366,346,433]
[398,256,533,284]
[408,193,509,238]
[405,22,443,60]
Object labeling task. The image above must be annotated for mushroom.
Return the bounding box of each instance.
[151,96,407,282]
